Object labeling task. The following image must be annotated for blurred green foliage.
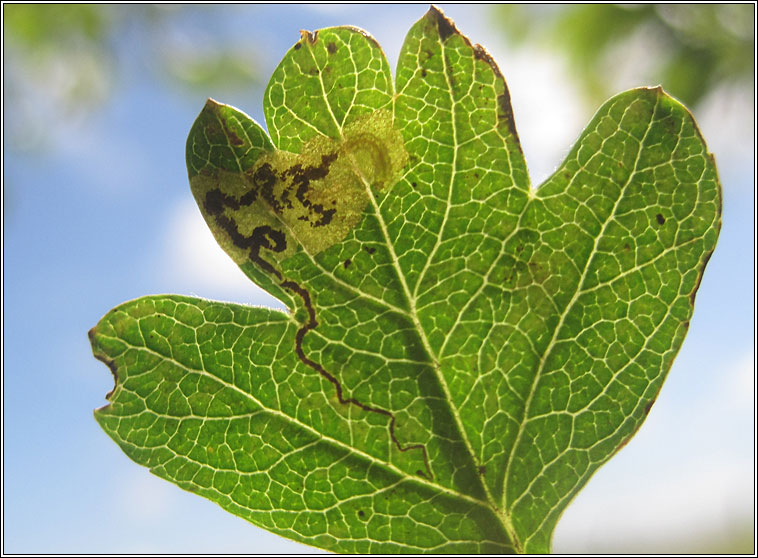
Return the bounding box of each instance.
[4,4,116,148]
[4,4,111,44]
[3,4,261,151]
[496,4,754,107]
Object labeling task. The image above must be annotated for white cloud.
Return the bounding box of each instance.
[695,84,754,189]
[117,468,177,523]
[727,350,755,412]
[494,47,587,187]
[160,196,285,309]
[553,348,755,553]
[414,7,589,187]
[553,455,753,553]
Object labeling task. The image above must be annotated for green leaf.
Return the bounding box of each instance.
[90,7,721,553]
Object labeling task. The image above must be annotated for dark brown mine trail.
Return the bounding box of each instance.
[204,186,433,479]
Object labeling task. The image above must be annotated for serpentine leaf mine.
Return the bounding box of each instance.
[91,6,721,553]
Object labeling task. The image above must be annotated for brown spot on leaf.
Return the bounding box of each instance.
[204,122,220,136]
[220,119,243,146]
[428,5,459,41]
[343,259,352,269]
[352,27,381,50]
[656,213,666,225]
[300,29,318,44]
[689,247,715,305]
[613,434,633,454]
[478,465,486,476]
[644,400,655,416]
[364,246,376,255]
[444,54,457,87]
[327,42,337,54]
[473,43,505,82]
[497,89,521,144]
[469,42,522,149]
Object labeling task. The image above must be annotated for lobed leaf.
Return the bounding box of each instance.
[91,7,721,553]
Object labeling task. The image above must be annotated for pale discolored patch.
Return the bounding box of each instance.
[190,109,408,268]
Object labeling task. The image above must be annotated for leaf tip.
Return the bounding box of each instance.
[425,5,460,41]
[299,29,318,45]
[201,98,235,120]
[203,97,221,110]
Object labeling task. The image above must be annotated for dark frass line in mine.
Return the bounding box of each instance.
[250,224,434,480]
[204,188,434,480]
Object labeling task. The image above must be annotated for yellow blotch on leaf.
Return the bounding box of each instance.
[191,109,407,267]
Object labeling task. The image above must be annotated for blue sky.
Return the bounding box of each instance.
[3,5,754,553]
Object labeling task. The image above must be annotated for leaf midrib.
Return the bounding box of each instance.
[388,27,524,549]
[258,29,517,548]
[320,29,518,548]
[500,94,661,548]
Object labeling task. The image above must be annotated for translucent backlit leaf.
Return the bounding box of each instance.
[91,7,721,553]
